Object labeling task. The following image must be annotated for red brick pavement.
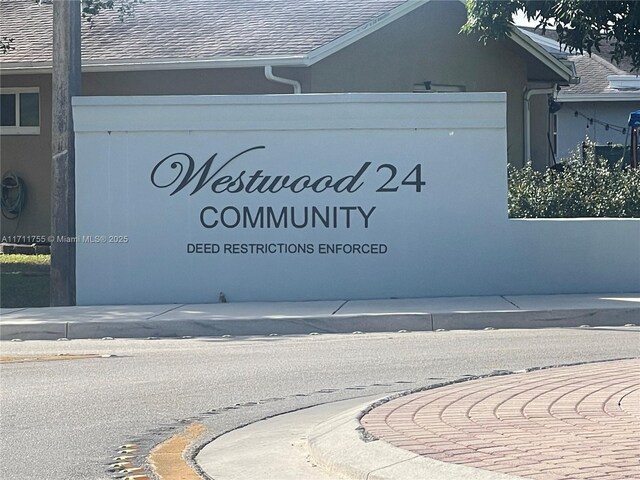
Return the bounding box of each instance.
[361,359,640,480]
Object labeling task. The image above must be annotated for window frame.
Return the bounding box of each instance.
[1,87,41,135]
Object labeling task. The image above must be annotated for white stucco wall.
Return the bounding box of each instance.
[73,93,639,305]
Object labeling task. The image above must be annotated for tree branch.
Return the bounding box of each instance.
[462,0,639,72]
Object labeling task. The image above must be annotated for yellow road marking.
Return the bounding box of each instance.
[148,423,206,480]
[0,354,102,364]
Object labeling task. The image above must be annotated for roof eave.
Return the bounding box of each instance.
[557,92,640,102]
[508,27,574,84]
[0,55,309,75]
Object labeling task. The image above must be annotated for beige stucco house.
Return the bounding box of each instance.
[0,0,574,237]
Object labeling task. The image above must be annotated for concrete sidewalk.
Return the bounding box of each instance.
[197,394,520,480]
[0,293,638,340]
[196,359,640,480]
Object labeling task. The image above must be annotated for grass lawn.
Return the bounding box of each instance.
[0,254,50,308]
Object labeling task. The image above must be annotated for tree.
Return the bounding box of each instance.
[1,36,15,54]
[0,0,143,55]
[79,0,144,25]
[462,0,640,72]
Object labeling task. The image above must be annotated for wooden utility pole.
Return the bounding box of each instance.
[51,0,81,306]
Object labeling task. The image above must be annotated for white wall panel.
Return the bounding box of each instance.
[73,93,639,304]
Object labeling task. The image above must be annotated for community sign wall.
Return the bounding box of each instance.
[73,93,639,305]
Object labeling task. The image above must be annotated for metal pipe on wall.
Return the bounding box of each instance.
[264,65,302,94]
[523,86,555,165]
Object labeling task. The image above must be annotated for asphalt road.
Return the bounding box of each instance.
[1,327,638,480]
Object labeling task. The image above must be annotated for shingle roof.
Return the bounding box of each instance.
[521,27,639,96]
[519,27,636,75]
[0,0,406,65]
[519,26,636,74]
[563,54,629,95]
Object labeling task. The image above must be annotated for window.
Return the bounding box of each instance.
[0,88,40,135]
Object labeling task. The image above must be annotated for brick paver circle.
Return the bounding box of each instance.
[361,359,640,480]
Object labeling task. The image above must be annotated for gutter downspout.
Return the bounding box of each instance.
[264,65,301,94]
[523,87,554,164]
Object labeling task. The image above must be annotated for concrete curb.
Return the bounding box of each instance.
[431,307,639,330]
[1,309,638,341]
[1,294,638,340]
[0,313,432,340]
[306,399,523,480]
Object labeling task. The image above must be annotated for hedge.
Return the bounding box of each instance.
[508,150,640,218]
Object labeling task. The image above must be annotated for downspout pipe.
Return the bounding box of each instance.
[264,65,301,94]
[523,87,554,164]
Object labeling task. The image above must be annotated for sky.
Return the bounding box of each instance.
[513,10,548,28]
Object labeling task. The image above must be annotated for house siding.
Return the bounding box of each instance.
[530,93,552,168]
[556,101,639,160]
[82,67,307,96]
[1,74,53,238]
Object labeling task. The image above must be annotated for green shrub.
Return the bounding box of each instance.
[0,254,50,307]
[508,149,640,218]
